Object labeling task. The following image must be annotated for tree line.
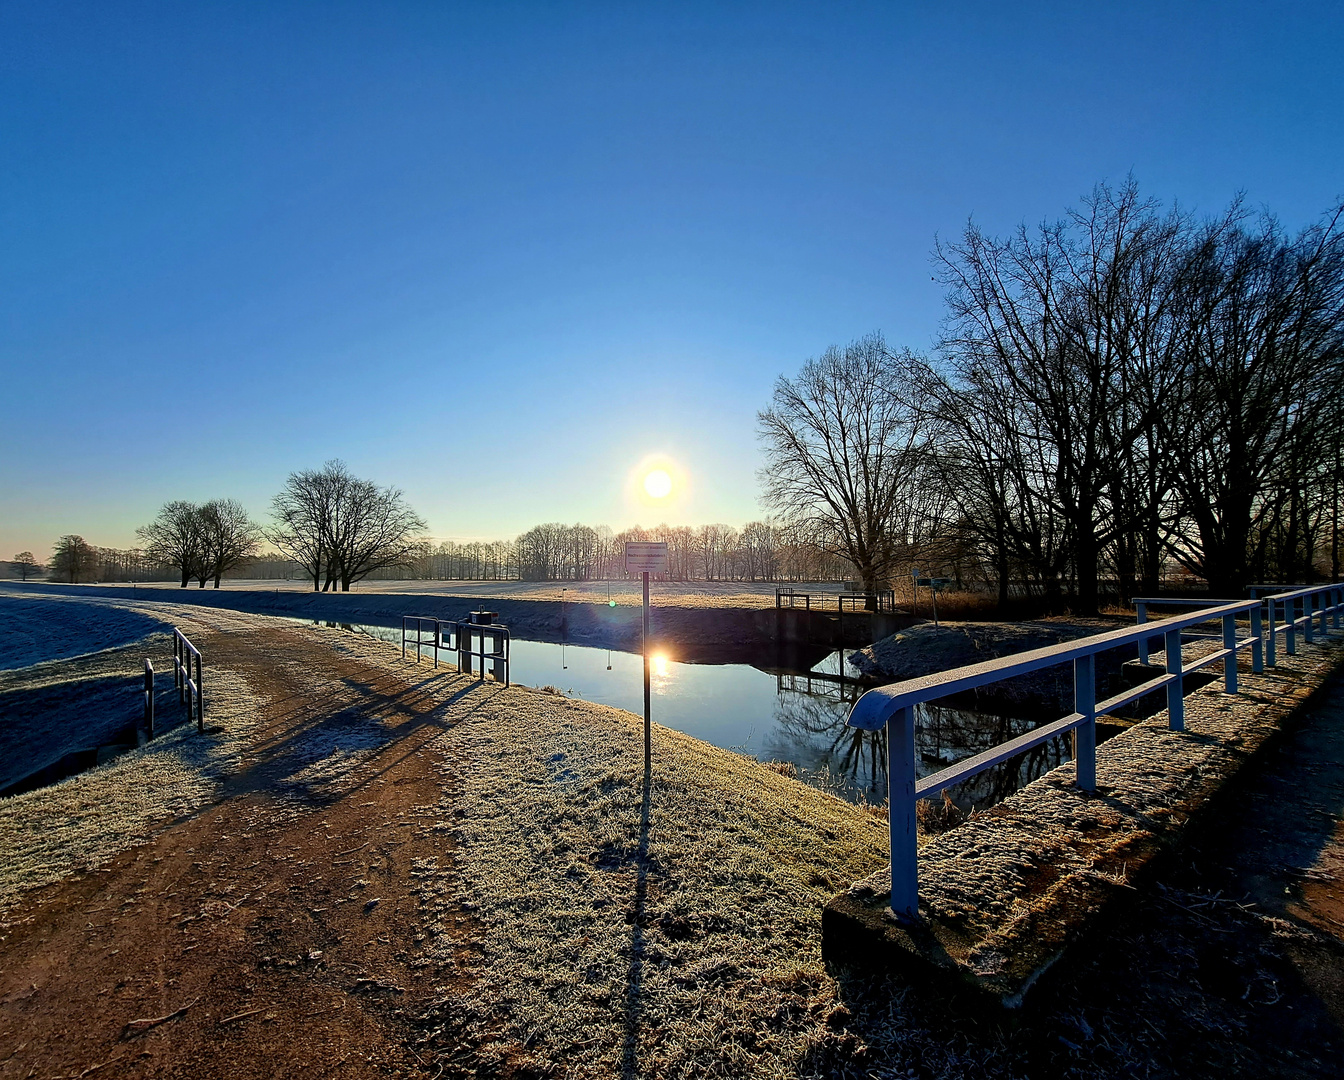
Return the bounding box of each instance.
[13,461,428,591]
[497,519,851,582]
[21,537,179,584]
[760,180,1344,612]
[22,512,855,591]
[229,521,855,584]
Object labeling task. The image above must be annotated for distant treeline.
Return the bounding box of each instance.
[21,520,858,589]
[245,520,856,584]
[6,539,179,584]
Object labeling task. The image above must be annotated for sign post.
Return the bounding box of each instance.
[624,541,669,772]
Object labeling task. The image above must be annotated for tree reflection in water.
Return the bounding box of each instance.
[763,673,1070,810]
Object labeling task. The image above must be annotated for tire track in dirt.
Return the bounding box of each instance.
[0,620,502,1079]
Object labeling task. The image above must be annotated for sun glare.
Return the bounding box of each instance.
[643,469,672,499]
[652,653,670,677]
[628,453,686,509]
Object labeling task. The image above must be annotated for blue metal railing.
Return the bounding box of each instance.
[846,582,1344,920]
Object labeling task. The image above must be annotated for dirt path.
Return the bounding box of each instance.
[0,621,487,1079]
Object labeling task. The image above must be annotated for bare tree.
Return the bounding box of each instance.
[12,552,40,581]
[935,180,1194,612]
[198,499,261,588]
[268,461,427,591]
[49,535,96,583]
[1161,204,1344,594]
[137,501,207,587]
[267,468,332,590]
[757,333,933,597]
[330,476,428,590]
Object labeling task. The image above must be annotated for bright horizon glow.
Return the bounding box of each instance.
[643,469,672,499]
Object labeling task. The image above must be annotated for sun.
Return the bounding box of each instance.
[627,453,686,509]
[643,469,673,499]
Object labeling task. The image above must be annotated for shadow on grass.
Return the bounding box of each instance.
[621,764,653,1080]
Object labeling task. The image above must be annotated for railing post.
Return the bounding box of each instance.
[1073,654,1096,792]
[1287,598,1298,655]
[1165,627,1184,732]
[1250,603,1264,673]
[1305,593,1316,643]
[1319,590,1330,635]
[1222,612,1238,693]
[1333,586,1342,630]
[887,706,919,921]
[1136,601,1149,665]
[195,651,204,733]
[1266,598,1277,667]
[401,618,406,660]
[458,621,471,676]
[143,659,155,738]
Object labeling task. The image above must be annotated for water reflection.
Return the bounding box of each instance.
[766,671,1070,809]
[299,618,1074,811]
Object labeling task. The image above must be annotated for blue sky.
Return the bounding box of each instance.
[2,1,1341,559]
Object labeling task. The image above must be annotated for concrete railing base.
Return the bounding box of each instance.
[822,634,1344,1008]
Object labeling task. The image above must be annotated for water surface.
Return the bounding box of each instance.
[320,620,1073,808]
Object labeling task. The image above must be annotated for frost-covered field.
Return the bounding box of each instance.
[0,588,173,669]
[24,577,837,609]
[0,664,261,912]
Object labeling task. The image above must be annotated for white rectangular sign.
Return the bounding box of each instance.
[624,541,668,574]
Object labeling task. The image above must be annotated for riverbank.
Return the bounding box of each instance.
[0,594,894,1078]
[1,580,909,657]
[4,592,1343,1077]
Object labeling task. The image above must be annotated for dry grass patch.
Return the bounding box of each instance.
[411,687,888,1077]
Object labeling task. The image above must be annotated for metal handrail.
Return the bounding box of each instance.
[838,590,898,613]
[173,628,204,733]
[143,659,155,738]
[846,582,1344,920]
[456,621,511,687]
[779,587,898,613]
[400,615,510,687]
[1260,582,1344,665]
[1134,596,1239,663]
[401,616,443,667]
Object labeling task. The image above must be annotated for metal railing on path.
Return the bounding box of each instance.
[776,588,898,613]
[143,659,155,738]
[400,615,511,687]
[173,628,204,733]
[847,582,1344,920]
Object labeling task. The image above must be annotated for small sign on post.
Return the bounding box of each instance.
[625,542,668,772]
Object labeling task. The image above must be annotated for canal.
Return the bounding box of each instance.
[324,620,1072,809]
